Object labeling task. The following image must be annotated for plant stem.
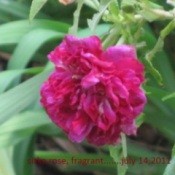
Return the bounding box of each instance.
[121,133,127,158]
[146,20,175,61]
[69,0,84,35]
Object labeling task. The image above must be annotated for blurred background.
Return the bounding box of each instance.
[0,0,175,175]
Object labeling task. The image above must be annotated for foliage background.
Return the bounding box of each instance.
[0,0,175,175]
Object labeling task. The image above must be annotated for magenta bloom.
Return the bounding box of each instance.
[40,35,146,146]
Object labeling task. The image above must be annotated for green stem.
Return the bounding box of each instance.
[69,0,84,35]
[134,9,175,22]
[103,27,120,48]
[121,133,127,158]
[109,134,128,175]
[146,20,175,61]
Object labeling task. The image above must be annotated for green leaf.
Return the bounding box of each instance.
[142,58,163,85]
[8,29,63,70]
[0,0,29,19]
[136,113,145,127]
[144,86,175,141]
[0,70,50,124]
[141,26,175,91]
[163,157,175,175]
[172,145,175,157]
[0,149,15,175]
[35,151,116,173]
[29,0,48,21]
[0,111,51,135]
[0,70,24,93]
[117,0,122,8]
[109,143,128,175]
[109,145,122,164]
[0,67,43,93]
[35,142,165,174]
[121,0,137,13]
[123,141,166,174]
[107,1,120,17]
[87,0,112,33]
[162,92,175,101]
[13,136,35,175]
[0,110,52,148]
[37,123,61,136]
[84,0,99,10]
[0,129,34,148]
[0,20,69,45]
[78,24,110,37]
[145,86,175,115]
[139,9,160,22]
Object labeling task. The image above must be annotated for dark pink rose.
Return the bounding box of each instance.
[40,35,146,146]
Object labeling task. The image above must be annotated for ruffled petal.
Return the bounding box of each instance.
[81,72,100,89]
[97,100,117,131]
[103,45,137,62]
[103,45,144,81]
[41,35,146,146]
[69,112,92,142]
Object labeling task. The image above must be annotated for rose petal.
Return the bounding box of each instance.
[69,112,92,142]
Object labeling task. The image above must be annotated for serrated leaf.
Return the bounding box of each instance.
[108,1,119,16]
[29,0,48,21]
[87,0,112,33]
